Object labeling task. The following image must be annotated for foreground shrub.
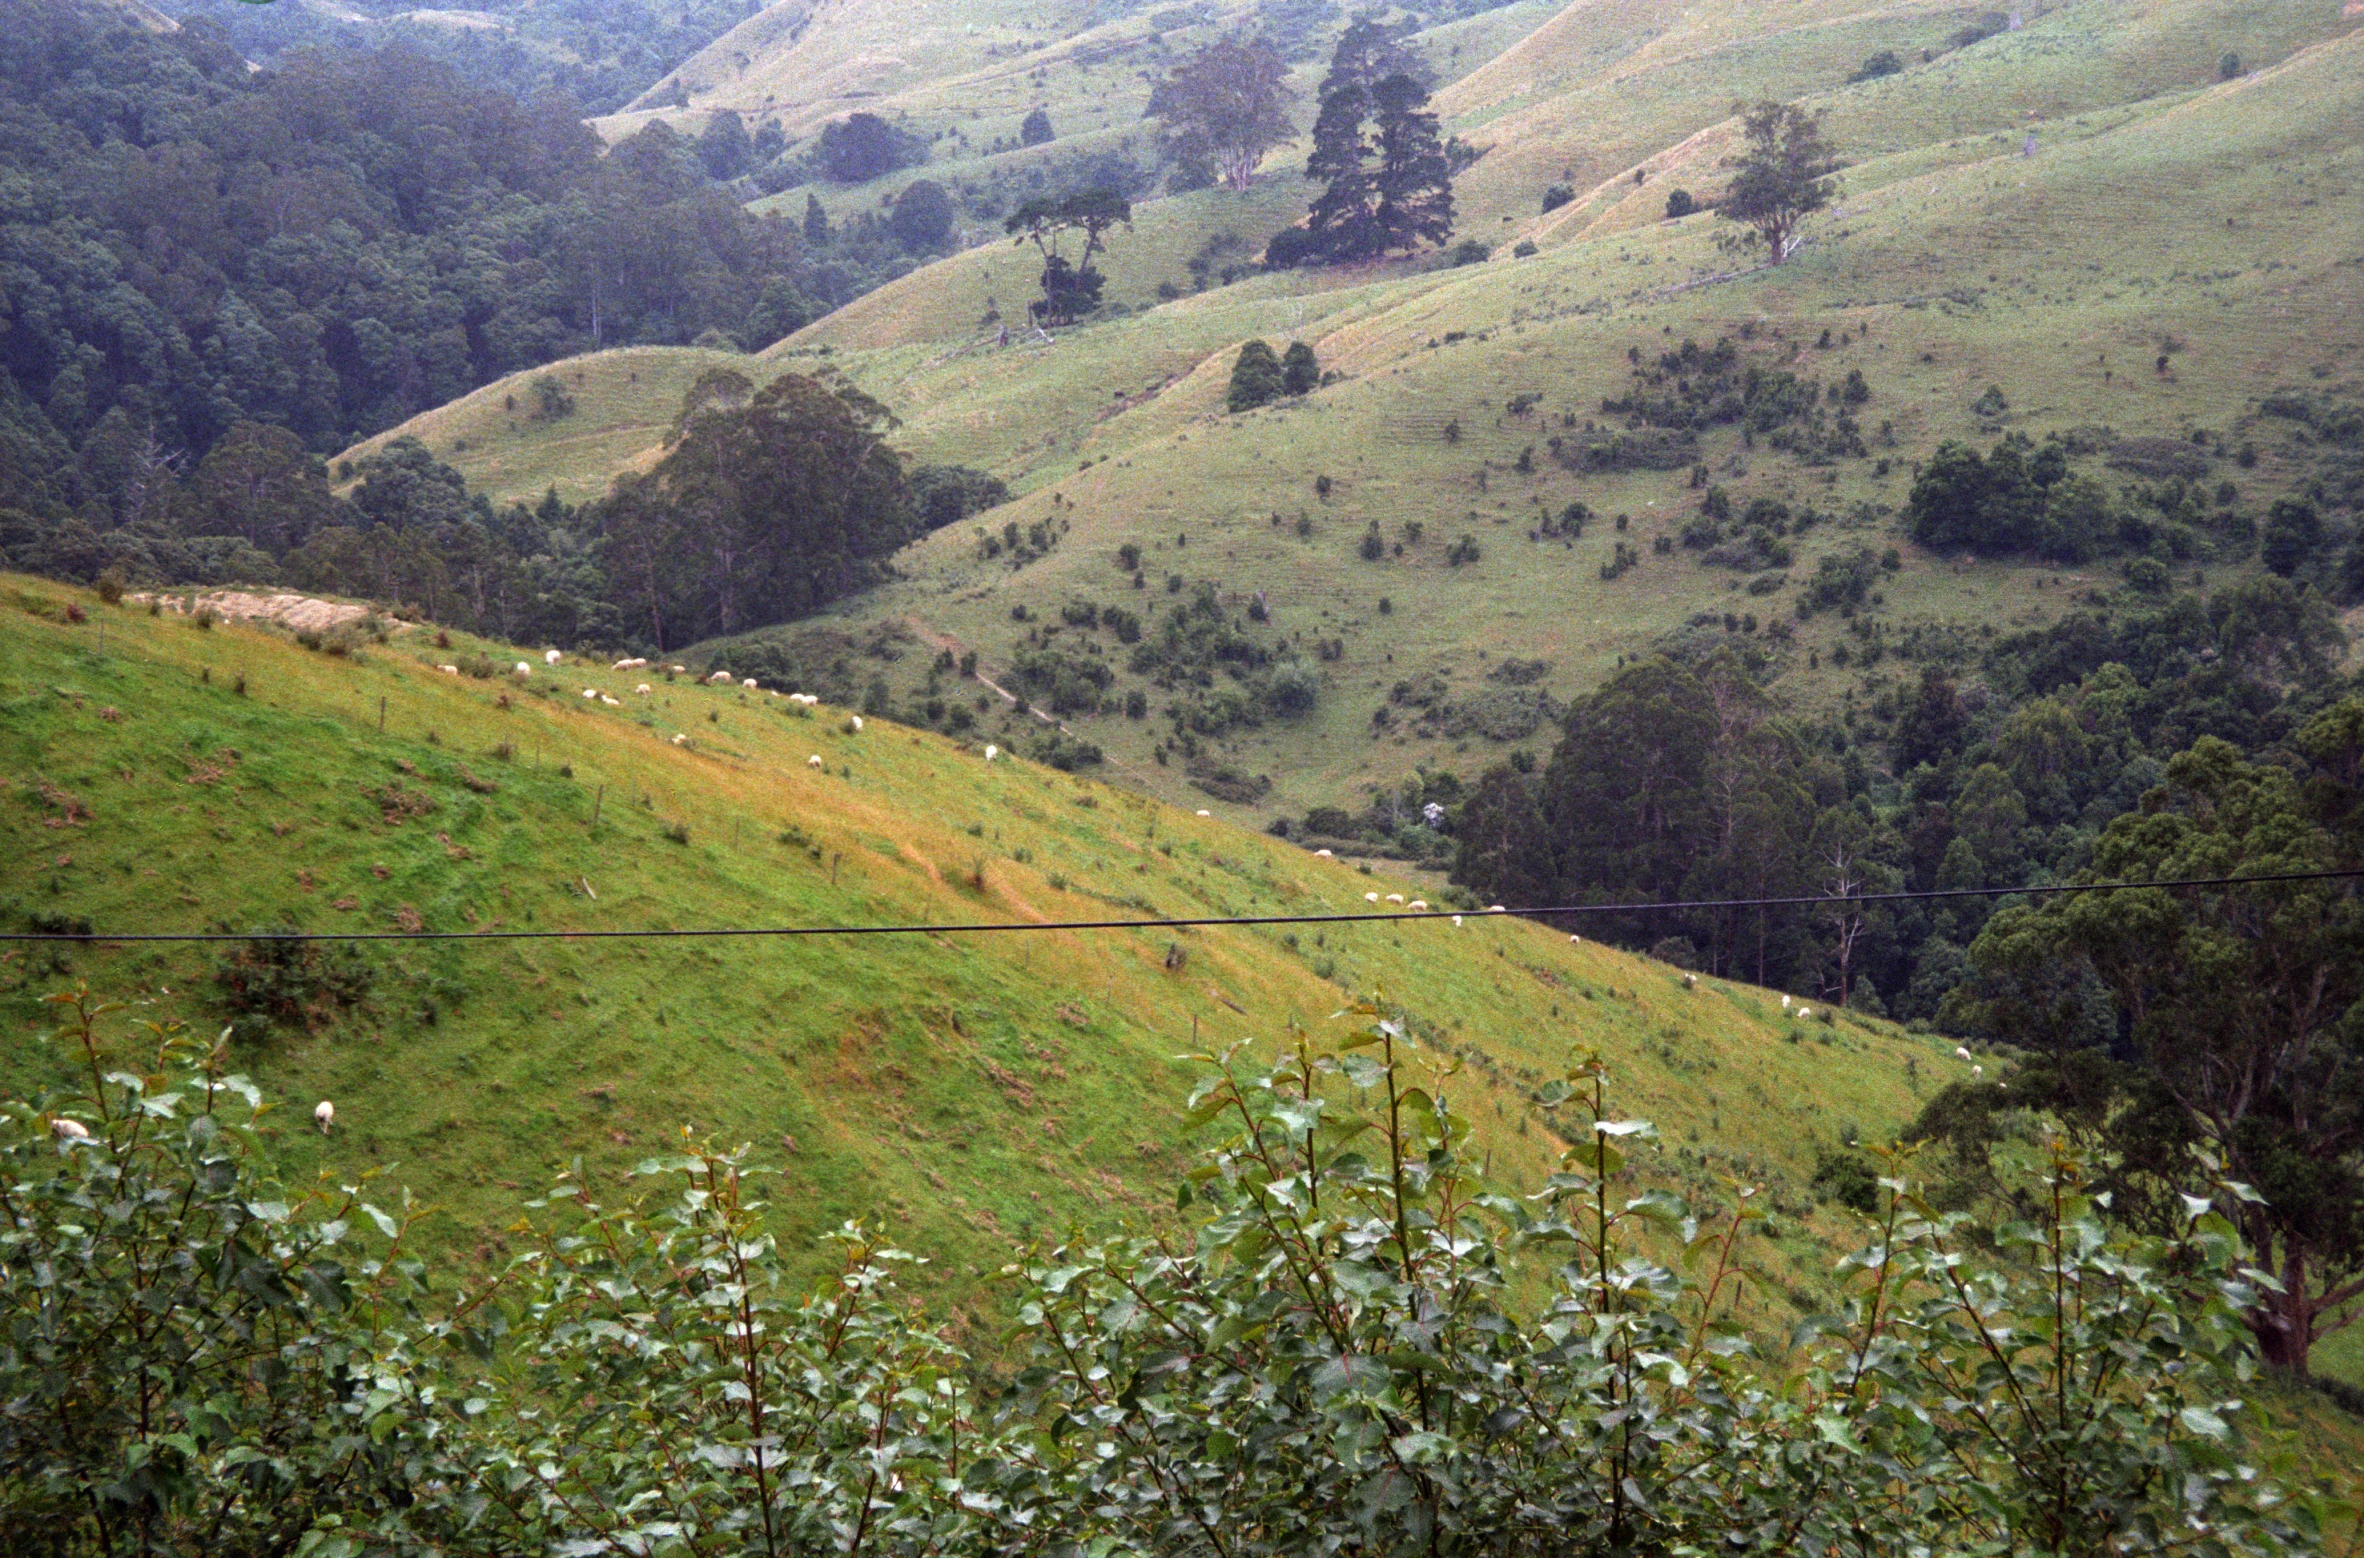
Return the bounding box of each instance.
[0,988,2329,1555]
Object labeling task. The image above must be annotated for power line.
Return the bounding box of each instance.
[3,868,2359,945]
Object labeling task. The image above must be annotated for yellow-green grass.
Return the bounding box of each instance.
[2,574,1961,1324]
[336,345,771,509]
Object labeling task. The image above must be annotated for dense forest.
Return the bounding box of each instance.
[169,0,764,115]
[0,0,947,579]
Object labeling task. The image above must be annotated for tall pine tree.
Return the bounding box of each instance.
[1371,74,1453,255]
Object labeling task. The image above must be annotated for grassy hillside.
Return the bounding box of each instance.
[348,1,2363,822]
[1,574,1963,1329]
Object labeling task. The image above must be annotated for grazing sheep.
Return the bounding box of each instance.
[635,684,652,695]
[671,734,686,745]
[1408,900,1428,911]
[582,688,599,699]
[1797,1008,1813,1022]
[808,754,824,769]
[1452,915,1464,927]
[50,1117,89,1142]
[1781,995,1792,1009]
[984,745,998,761]
[1195,809,1210,817]
[514,662,532,678]
[1386,893,1404,904]
[1365,892,1380,903]
[742,678,758,689]
[1570,934,1581,943]
[1313,848,1333,858]
[438,664,460,675]
[612,657,648,671]
[1683,973,1698,988]
[1972,1064,1984,1079]
[314,1100,334,1134]
[670,664,687,674]
[708,671,734,685]
[849,715,863,731]
[544,649,562,665]
[601,696,620,707]
[1955,1046,1974,1061]
[789,693,819,705]
[1487,905,1506,913]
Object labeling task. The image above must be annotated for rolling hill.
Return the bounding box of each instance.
[344,0,2364,826]
[1,571,1961,1336]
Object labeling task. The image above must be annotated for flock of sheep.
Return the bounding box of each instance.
[167,643,1983,1153]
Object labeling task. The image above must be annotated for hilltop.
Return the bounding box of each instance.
[1,573,1954,1324]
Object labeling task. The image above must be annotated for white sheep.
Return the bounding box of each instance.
[983,745,998,761]
[808,754,824,769]
[1452,914,1464,928]
[1955,1046,1974,1061]
[708,670,733,685]
[635,683,651,695]
[1781,995,1792,1009]
[849,715,863,731]
[1195,808,1210,817]
[1972,1064,1984,1079]
[670,664,687,674]
[671,734,686,745]
[1682,973,1698,988]
[314,1100,334,1134]
[50,1117,89,1142]
[582,688,598,699]
[1797,1008,1813,1022]
[1314,848,1333,858]
[612,657,648,671]
[544,649,562,665]
[1386,893,1404,904]
[742,678,758,689]
[514,662,532,678]
[1487,905,1507,914]
[1408,899,1428,911]
[438,664,459,675]
[1365,892,1380,903]
[1569,934,1581,943]
[601,696,620,707]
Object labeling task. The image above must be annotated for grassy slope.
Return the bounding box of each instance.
[1,575,1955,1327]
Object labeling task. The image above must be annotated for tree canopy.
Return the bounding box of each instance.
[596,372,914,649]
[1274,37,1455,268]
[1720,100,1842,263]
[1148,37,1297,192]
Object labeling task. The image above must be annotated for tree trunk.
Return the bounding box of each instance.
[2252,1251,2311,1377]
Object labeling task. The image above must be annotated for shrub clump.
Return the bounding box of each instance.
[212,931,374,1039]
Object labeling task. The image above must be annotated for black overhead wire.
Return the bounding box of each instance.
[1,868,2358,945]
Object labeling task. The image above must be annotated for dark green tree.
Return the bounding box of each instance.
[1020,105,1055,145]
[1227,340,1285,412]
[2260,498,2324,577]
[816,111,906,182]
[803,190,831,244]
[695,108,751,179]
[1719,99,1841,263]
[1004,188,1132,326]
[890,178,956,252]
[1370,73,1455,254]
[595,372,913,647]
[1296,79,1378,260]
[1280,340,1320,395]
[1960,714,2364,1375]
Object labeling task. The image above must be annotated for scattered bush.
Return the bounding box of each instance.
[212,931,374,1040]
